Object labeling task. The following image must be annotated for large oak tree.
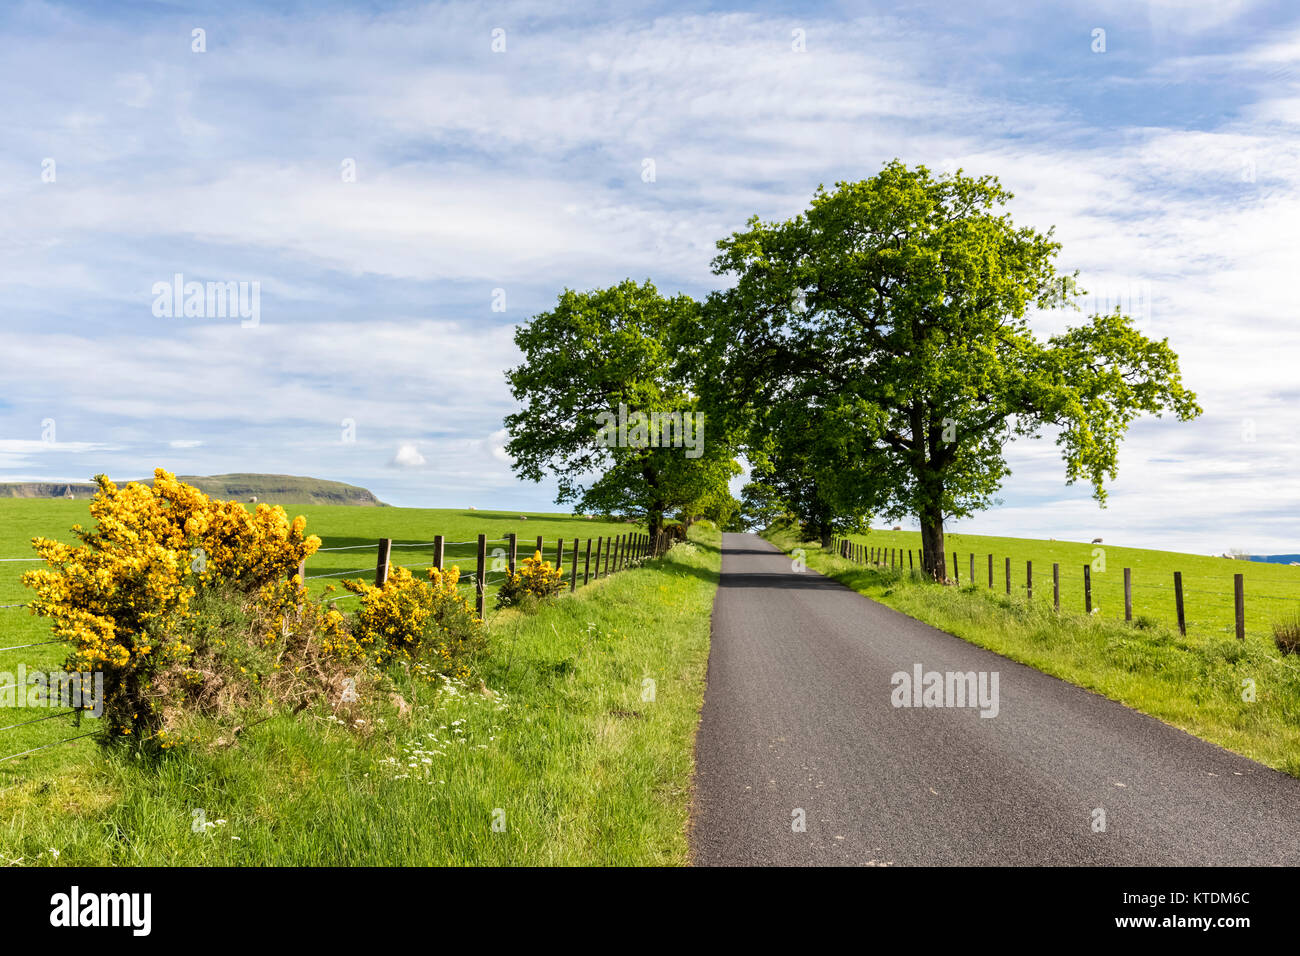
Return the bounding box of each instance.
[700,161,1201,580]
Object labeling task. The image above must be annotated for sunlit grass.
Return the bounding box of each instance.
[0,498,714,865]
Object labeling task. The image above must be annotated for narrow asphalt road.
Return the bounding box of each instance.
[689,532,1300,866]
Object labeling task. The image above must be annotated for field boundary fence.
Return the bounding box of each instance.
[830,537,1296,645]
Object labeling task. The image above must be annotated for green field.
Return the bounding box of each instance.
[0,500,649,792]
[0,498,717,864]
[829,528,1300,644]
[768,525,1300,776]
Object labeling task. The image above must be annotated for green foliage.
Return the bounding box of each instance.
[699,160,1201,576]
[504,279,740,534]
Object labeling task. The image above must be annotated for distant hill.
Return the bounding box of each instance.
[0,474,386,506]
[1247,554,1300,565]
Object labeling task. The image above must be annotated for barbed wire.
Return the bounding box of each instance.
[304,568,371,580]
[0,639,66,653]
[0,709,77,734]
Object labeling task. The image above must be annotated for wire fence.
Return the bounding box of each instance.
[300,529,659,620]
[0,526,668,772]
[831,538,1300,644]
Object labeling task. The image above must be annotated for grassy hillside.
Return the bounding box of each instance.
[767,525,1300,776]
[0,500,647,792]
[829,527,1300,644]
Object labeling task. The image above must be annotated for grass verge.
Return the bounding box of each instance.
[0,527,719,866]
[767,526,1300,777]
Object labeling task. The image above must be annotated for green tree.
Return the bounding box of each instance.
[703,161,1201,580]
[504,279,737,538]
[740,403,882,546]
[737,480,786,532]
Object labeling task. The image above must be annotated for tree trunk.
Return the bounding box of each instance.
[920,501,946,582]
[647,507,664,543]
[820,530,832,550]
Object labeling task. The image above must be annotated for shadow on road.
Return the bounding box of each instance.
[717,571,848,590]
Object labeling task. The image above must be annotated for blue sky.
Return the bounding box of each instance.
[2,0,1298,553]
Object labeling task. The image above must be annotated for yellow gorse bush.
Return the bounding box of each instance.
[341,565,485,680]
[22,470,321,738]
[496,551,567,609]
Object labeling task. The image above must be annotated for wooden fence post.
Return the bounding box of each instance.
[507,533,517,575]
[1005,557,1011,595]
[1053,563,1060,612]
[293,558,305,585]
[375,538,392,587]
[952,551,959,584]
[536,534,544,557]
[988,554,993,588]
[969,553,975,584]
[1174,571,1186,635]
[593,537,603,579]
[1234,573,1245,641]
[604,537,612,576]
[908,549,914,571]
[475,534,486,618]
[583,538,593,585]
[434,535,444,572]
[1026,561,1032,601]
[570,540,578,591]
[556,537,564,568]
[1124,568,1132,622]
[1084,565,1092,614]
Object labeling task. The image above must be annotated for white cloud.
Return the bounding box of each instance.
[389,444,427,469]
[0,1,1296,548]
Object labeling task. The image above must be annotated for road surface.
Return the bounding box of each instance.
[689,533,1300,865]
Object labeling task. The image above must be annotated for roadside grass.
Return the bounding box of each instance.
[821,526,1300,646]
[0,525,718,865]
[767,527,1300,777]
[0,528,712,868]
[0,501,664,803]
